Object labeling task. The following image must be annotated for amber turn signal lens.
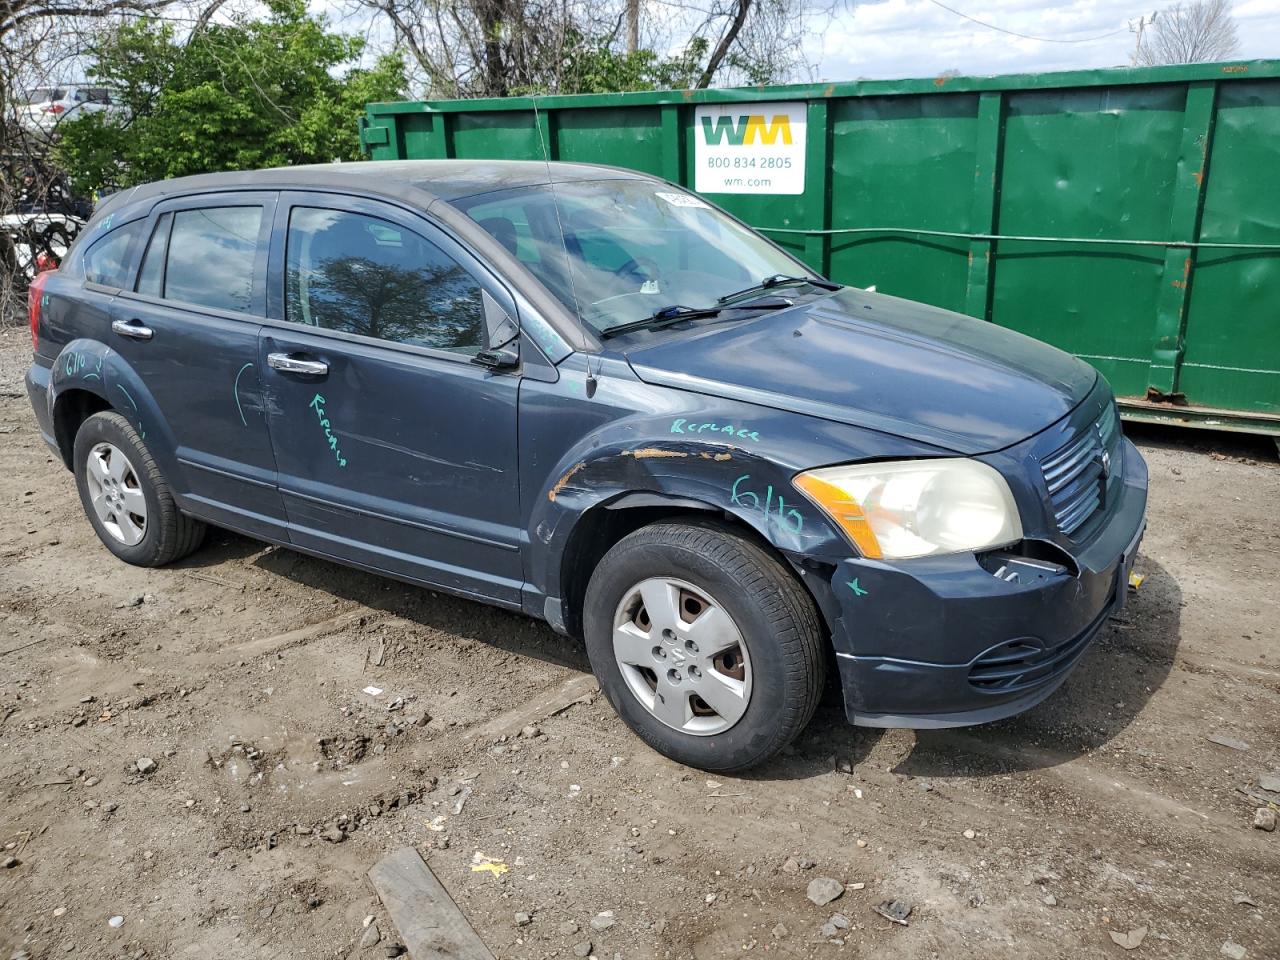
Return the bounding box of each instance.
[793,472,883,559]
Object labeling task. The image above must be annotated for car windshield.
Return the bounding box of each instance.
[25,88,66,104]
[455,179,822,334]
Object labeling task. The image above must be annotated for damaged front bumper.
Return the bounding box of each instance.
[825,437,1148,729]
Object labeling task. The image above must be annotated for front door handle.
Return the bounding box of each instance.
[111,318,154,341]
[267,352,329,376]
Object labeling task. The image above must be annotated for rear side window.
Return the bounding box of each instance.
[83,220,144,287]
[164,207,263,313]
[284,207,484,354]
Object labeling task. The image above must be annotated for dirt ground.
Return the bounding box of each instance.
[0,320,1277,960]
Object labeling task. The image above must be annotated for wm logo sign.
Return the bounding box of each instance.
[693,102,805,194]
[700,114,794,146]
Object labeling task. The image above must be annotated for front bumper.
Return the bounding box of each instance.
[828,436,1148,728]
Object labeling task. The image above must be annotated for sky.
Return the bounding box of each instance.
[806,0,1279,81]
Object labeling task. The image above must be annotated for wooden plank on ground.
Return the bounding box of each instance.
[368,846,495,960]
[468,672,599,741]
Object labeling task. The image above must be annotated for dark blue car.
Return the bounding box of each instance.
[24,160,1147,771]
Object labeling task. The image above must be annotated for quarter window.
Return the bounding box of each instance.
[83,220,144,287]
[285,207,484,354]
[164,206,263,313]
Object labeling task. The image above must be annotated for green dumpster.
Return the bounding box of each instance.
[360,60,1280,437]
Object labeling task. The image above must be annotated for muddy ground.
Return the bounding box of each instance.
[0,321,1276,960]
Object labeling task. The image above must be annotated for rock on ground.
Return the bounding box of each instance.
[807,877,844,906]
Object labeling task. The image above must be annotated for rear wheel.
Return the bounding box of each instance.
[73,411,205,566]
[584,522,825,771]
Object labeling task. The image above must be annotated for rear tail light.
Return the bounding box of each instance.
[34,250,57,273]
[28,270,52,351]
[45,103,65,114]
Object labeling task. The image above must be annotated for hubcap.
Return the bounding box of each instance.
[611,577,752,736]
[85,442,147,546]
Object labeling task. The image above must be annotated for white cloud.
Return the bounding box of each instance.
[806,0,1280,81]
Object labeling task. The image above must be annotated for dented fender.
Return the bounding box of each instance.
[48,338,181,479]
[519,353,952,628]
[48,338,113,415]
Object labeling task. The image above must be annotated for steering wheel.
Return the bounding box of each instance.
[614,256,661,282]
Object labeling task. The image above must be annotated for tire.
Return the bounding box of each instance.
[583,521,826,772]
[73,411,206,566]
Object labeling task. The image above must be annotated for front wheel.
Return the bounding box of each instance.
[584,522,826,772]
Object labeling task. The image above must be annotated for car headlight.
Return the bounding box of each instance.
[793,459,1022,560]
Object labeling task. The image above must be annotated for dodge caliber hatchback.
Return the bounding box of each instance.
[25,161,1147,771]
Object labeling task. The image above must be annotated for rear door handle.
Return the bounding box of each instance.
[267,352,329,376]
[111,318,154,341]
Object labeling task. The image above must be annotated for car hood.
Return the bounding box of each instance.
[623,287,1098,455]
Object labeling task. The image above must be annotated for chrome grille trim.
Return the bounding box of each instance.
[1040,401,1121,536]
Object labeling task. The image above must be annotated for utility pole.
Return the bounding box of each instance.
[1129,10,1158,65]
[626,0,639,53]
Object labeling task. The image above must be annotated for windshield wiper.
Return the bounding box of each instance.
[599,298,792,339]
[717,273,841,305]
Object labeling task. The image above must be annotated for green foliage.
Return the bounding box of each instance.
[512,35,710,96]
[724,49,779,88]
[56,0,405,195]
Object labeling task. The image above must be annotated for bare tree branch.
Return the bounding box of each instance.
[1136,0,1240,66]
[696,0,751,87]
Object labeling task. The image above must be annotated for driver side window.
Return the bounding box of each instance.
[284,207,485,355]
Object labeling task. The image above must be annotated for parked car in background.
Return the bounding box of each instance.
[24,161,1148,772]
[20,85,122,137]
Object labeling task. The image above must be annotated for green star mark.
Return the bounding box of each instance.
[846,579,869,597]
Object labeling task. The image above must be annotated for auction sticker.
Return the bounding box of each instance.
[693,101,807,195]
[655,191,710,208]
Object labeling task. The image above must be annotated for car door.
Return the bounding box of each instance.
[259,191,523,604]
[107,192,288,540]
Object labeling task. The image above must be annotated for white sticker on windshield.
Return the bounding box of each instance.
[655,192,710,209]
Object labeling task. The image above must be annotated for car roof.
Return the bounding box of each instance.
[94,159,658,220]
[297,160,654,200]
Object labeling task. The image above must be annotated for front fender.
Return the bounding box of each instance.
[535,439,835,549]
[519,353,956,631]
[528,428,851,621]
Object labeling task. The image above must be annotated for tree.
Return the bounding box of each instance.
[343,0,670,98]
[54,0,405,195]
[549,35,710,95]
[344,0,824,98]
[0,0,181,127]
[1135,0,1240,66]
[626,0,825,89]
[1,0,191,307]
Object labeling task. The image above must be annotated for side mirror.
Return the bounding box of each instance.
[472,290,520,369]
[472,344,520,369]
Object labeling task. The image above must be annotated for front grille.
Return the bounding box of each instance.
[967,607,1108,693]
[1040,402,1121,536]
